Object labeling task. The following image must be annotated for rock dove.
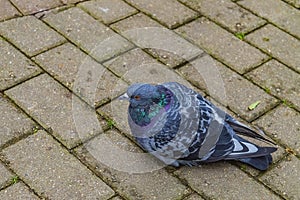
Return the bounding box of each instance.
[120,82,277,170]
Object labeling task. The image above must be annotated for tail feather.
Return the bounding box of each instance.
[225,135,276,170]
[238,155,273,170]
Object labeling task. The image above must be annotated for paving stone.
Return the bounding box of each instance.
[254,105,300,155]
[0,182,40,200]
[78,0,138,24]
[33,42,128,107]
[175,163,282,200]
[10,0,62,15]
[176,17,269,74]
[238,0,300,38]
[0,39,42,91]
[5,74,103,149]
[178,54,278,121]
[104,48,194,85]
[246,24,300,73]
[261,155,300,200]
[2,130,115,199]
[0,0,21,21]
[43,7,133,62]
[0,16,65,57]
[283,0,300,8]
[246,59,300,110]
[0,94,36,148]
[0,163,12,189]
[111,13,202,67]
[74,129,188,200]
[179,0,266,33]
[183,193,205,200]
[125,0,198,29]
[110,196,123,200]
[61,0,86,4]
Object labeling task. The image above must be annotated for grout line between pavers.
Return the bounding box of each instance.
[235,1,300,41]
[0,146,46,199]
[243,37,300,76]
[7,0,23,16]
[121,0,200,30]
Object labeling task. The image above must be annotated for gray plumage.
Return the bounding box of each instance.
[123,82,277,170]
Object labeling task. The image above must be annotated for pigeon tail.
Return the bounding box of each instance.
[238,154,273,171]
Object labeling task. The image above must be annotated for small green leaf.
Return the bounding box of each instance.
[248,101,261,110]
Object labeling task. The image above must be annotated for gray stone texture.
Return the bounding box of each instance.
[43,7,133,62]
[175,163,282,200]
[246,24,300,73]
[125,0,198,29]
[178,55,278,121]
[0,39,42,91]
[111,13,202,67]
[10,0,62,15]
[74,129,188,200]
[254,105,300,155]
[179,0,266,33]
[176,17,269,74]
[238,0,300,38]
[0,0,21,21]
[0,16,65,57]
[33,42,128,107]
[0,182,40,200]
[0,163,12,189]
[5,74,103,149]
[283,0,300,8]
[246,59,300,110]
[0,94,36,148]
[79,0,138,24]
[2,130,115,199]
[261,156,300,200]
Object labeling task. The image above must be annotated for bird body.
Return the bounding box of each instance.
[123,82,277,170]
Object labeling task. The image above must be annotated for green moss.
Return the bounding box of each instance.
[235,32,245,40]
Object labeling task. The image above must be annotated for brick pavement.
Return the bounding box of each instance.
[0,0,299,199]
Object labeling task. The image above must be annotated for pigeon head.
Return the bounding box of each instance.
[126,83,172,126]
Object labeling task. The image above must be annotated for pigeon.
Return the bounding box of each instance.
[120,82,277,170]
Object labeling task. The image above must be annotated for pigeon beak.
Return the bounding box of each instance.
[118,93,130,101]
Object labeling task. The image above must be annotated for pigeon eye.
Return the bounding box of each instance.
[134,95,141,100]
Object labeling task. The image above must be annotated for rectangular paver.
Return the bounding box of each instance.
[74,129,188,200]
[125,0,198,29]
[246,59,300,110]
[175,163,282,200]
[178,54,279,121]
[10,0,62,15]
[0,0,21,21]
[246,24,300,73]
[78,0,138,24]
[2,130,115,199]
[179,0,266,33]
[44,7,133,62]
[176,17,269,74]
[5,74,103,149]
[254,105,300,155]
[238,0,300,38]
[111,13,202,67]
[260,156,300,200]
[0,16,65,57]
[0,94,36,148]
[0,182,40,200]
[0,39,42,91]
[0,163,12,189]
[283,0,300,8]
[33,42,128,107]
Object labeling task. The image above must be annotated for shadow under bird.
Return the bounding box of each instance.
[120,82,277,170]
